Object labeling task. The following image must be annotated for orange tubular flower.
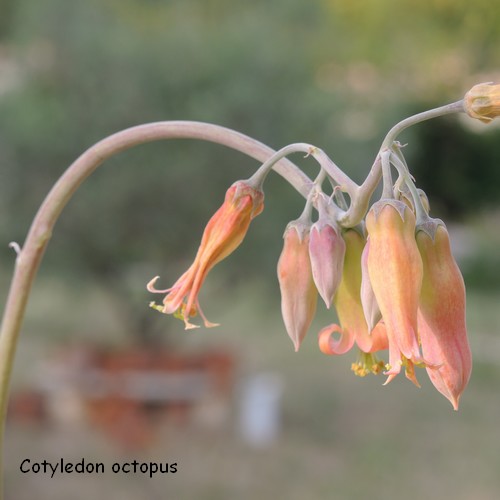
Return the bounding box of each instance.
[416,224,472,410]
[365,200,423,385]
[319,229,387,360]
[277,222,318,352]
[148,180,264,329]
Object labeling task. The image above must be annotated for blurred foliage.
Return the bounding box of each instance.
[1,0,500,336]
[459,210,500,290]
[411,118,500,218]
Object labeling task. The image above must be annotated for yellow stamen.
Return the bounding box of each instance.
[351,351,386,377]
[149,302,164,312]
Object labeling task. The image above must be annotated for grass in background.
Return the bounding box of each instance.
[3,272,500,500]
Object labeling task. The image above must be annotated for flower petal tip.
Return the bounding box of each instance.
[184,322,200,330]
[147,276,173,294]
[405,371,421,388]
[146,276,160,292]
[441,388,461,411]
[318,293,333,309]
[204,321,220,328]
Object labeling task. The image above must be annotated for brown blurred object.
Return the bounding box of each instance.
[7,390,47,425]
[8,345,235,450]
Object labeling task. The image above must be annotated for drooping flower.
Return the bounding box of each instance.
[308,195,345,308]
[148,179,264,329]
[277,220,318,352]
[416,222,472,410]
[365,200,424,385]
[319,228,388,362]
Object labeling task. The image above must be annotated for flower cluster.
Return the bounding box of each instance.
[279,183,471,409]
[147,158,472,410]
[147,84,500,409]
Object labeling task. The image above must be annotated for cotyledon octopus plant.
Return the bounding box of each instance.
[146,83,500,410]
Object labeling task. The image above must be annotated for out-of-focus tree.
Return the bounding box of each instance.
[1,0,499,338]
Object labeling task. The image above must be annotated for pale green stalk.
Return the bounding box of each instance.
[0,120,311,497]
[248,142,358,197]
[339,100,465,227]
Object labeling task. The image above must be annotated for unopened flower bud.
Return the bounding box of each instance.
[308,199,345,308]
[416,223,472,410]
[277,221,318,351]
[464,82,500,123]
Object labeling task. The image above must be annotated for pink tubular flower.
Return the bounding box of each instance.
[365,200,424,385]
[277,222,318,352]
[147,180,264,329]
[319,229,388,359]
[416,223,472,410]
[308,202,345,309]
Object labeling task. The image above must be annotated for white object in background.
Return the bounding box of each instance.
[239,373,284,448]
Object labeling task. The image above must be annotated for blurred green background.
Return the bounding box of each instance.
[1,0,500,499]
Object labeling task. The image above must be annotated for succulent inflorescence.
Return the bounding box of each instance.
[148,83,500,409]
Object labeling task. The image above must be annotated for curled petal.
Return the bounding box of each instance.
[318,324,355,355]
[146,276,172,294]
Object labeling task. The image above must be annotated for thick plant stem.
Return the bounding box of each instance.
[0,120,311,496]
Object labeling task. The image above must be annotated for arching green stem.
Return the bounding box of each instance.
[0,98,472,497]
[0,120,312,497]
